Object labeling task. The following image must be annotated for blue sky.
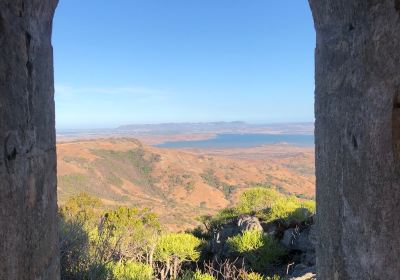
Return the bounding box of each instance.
[53,0,315,129]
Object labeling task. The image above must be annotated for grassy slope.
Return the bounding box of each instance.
[57,138,315,230]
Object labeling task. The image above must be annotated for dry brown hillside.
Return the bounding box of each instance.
[57,138,315,230]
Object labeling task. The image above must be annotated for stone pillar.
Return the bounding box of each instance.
[309,1,400,279]
[0,0,59,279]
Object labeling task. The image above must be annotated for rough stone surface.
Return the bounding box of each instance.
[237,215,263,232]
[309,1,400,279]
[0,1,59,279]
[289,272,316,280]
[281,227,314,253]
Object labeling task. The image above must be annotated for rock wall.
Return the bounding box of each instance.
[309,1,400,279]
[0,0,59,279]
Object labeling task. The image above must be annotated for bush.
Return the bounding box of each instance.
[179,270,216,280]
[60,192,103,225]
[155,233,201,262]
[228,230,265,253]
[94,206,161,263]
[198,207,239,231]
[236,188,282,214]
[264,196,315,223]
[106,261,153,280]
[200,168,221,188]
[227,230,285,271]
[59,214,90,280]
[155,233,202,279]
[241,272,264,280]
[240,272,281,280]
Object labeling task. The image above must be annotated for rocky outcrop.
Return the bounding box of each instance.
[289,272,316,280]
[309,0,400,279]
[0,1,59,279]
[237,215,263,232]
[210,214,316,278]
[211,215,263,257]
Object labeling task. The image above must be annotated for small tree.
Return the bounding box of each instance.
[154,233,201,279]
[94,206,162,264]
[236,188,282,214]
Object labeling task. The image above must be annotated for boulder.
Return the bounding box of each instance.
[281,227,314,253]
[211,215,263,257]
[288,272,316,280]
[290,264,316,278]
[237,215,263,232]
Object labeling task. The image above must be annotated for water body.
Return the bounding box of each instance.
[156,133,315,148]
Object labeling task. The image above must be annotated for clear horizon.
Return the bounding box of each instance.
[55,120,314,133]
[53,1,315,130]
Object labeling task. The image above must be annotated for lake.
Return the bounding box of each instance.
[156,133,314,148]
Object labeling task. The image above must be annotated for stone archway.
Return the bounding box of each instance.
[0,1,59,279]
[309,1,400,279]
[1,1,400,279]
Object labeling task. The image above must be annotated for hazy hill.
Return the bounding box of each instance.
[57,122,314,143]
[118,121,314,135]
[57,138,314,230]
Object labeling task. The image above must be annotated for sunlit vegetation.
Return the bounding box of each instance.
[92,148,160,187]
[200,168,221,189]
[199,188,315,231]
[60,187,315,279]
[227,230,285,271]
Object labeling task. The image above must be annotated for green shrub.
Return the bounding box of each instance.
[236,188,282,214]
[222,183,237,199]
[240,273,280,280]
[228,230,265,253]
[105,172,124,187]
[239,272,281,280]
[265,275,281,280]
[106,261,153,280]
[59,214,90,280]
[95,206,161,263]
[155,233,201,262]
[179,270,216,280]
[200,168,221,188]
[264,196,315,223]
[241,272,264,280]
[92,148,158,187]
[198,207,239,231]
[58,174,91,196]
[60,192,103,227]
[227,230,285,271]
[186,181,195,192]
[301,200,316,214]
[155,233,202,279]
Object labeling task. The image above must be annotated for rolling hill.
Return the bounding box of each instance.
[57,138,315,230]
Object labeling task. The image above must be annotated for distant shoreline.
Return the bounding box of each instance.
[156,133,314,149]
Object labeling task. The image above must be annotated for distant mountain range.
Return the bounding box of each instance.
[56,122,314,145]
[116,121,314,134]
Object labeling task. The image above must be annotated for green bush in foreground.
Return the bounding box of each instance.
[263,196,315,223]
[227,230,286,271]
[179,270,216,280]
[241,272,280,280]
[60,189,314,279]
[241,272,264,280]
[155,233,202,279]
[106,261,153,280]
[200,188,315,232]
[236,188,282,214]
